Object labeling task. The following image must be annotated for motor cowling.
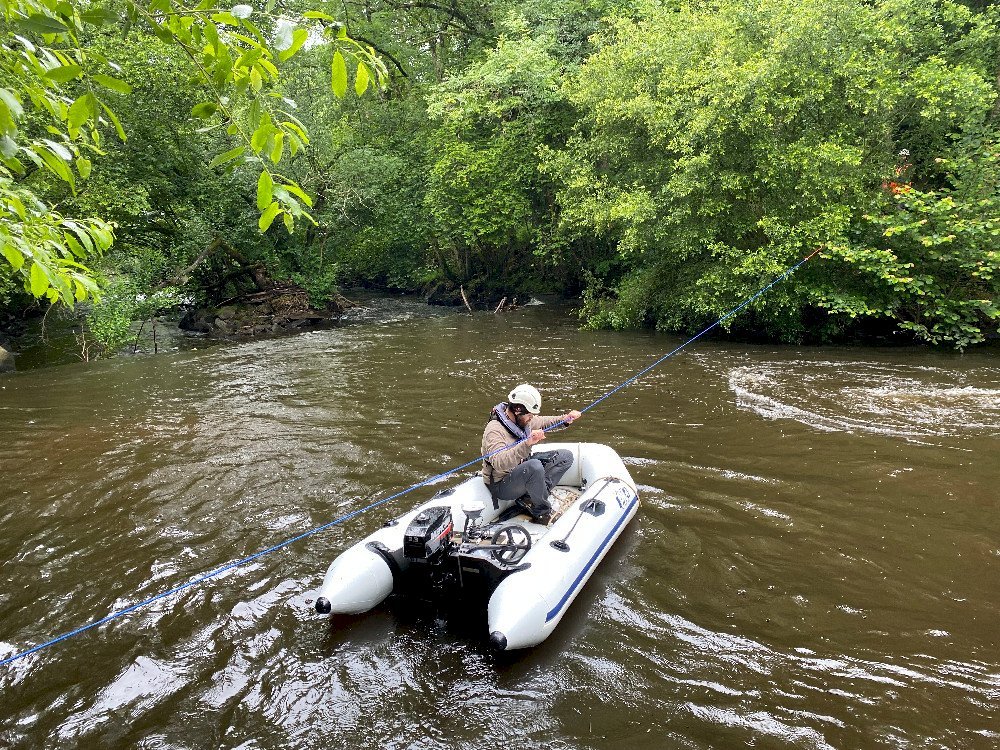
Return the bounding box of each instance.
[403,506,453,561]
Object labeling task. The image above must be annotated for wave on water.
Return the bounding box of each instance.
[728,361,1000,438]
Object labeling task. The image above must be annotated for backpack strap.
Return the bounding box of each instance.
[483,457,500,510]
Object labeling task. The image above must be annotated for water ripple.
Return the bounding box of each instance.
[729,361,1000,437]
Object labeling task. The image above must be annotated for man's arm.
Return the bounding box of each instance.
[483,423,532,477]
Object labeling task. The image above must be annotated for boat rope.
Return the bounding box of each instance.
[576,246,823,418]
[0,247,821,669]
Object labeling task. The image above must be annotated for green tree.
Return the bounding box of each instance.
[549,0,1000,346]
[421,1,619,301]
[1,0,385,309]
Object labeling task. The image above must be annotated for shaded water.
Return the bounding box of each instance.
[1,298,999,749]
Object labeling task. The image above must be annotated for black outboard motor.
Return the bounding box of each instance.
[403,506,453,562]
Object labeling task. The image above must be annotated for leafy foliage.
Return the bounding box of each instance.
[1,0,385,309]
[820,140,1000,346]
[549,0,1000,346]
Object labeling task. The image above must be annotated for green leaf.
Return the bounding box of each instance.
[35,145,74,186]
[2,156,25,175]
[258,201,281,231]
[242,20,267,45]
[80,8,118,25]
[0,88,24,121]
[250,121,271,153]
[29,262,49,297]
[256,170,273,210]
[67,93,94,130]
[100,103,127,141]
[152,23,175,44]
[260,63,279,86]
[92,74,133,94]
[65,236,85,258]
[90,224,114,251]
[304,10,335,20]
[280,118,309,143]
[63,222,94,254]
[236,47,263,69]
[208,145,245,169]
[6,194,25,219]
[331,51,347,97]
[44,64,83,83]
[19,13,67,34]
[204,21,220,52]
[191,102,218,118]
[0,134,18,159]
[269,131,283,163]
[211,12,240,26]
[1,245,25,271]
[76,156,91,179]
[213,51,233,88]
[278,29,308,61]
[283,182,313,208]
[355,61,370,95]
[42,139,72,162]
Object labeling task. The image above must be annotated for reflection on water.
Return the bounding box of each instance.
[1,300,999,749]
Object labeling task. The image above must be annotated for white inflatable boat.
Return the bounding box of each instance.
[315,442,639,650]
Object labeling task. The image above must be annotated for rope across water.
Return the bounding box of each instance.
[0,249,821,669]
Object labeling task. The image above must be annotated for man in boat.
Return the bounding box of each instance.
[481,384,582,523]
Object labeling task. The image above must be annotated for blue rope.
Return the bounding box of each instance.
[576,247,821,417]
[0,248,820,670]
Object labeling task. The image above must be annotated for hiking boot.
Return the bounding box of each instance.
[515,496,534,515]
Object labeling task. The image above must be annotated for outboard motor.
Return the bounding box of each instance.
[403,506,453,562]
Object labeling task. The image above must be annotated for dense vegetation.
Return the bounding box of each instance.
[2,0,998,357]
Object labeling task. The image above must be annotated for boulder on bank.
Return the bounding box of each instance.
[0,344,14,374]
[179,286,354,337]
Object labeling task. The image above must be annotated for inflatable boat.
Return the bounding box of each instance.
[314,442,639,650]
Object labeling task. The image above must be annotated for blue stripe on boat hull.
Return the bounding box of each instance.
[545,494,639,623]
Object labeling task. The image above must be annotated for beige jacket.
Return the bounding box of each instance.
[481,414,563,484]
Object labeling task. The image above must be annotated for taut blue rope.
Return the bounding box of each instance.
[575,247,822,418]
[0,248,820,669]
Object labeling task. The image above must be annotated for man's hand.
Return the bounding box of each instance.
[565,410,582,424]
[528,429,546,445]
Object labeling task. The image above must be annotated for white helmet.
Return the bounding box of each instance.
[508,384,542,414]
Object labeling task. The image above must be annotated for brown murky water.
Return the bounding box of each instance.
[1,298,999,749]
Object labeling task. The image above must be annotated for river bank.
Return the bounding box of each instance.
[0,291,469,374]
[3,289,998,377]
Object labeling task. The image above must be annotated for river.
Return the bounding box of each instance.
[1,297,998,749]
